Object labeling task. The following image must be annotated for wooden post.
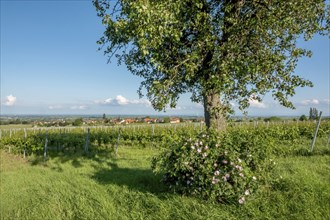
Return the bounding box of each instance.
[115,128,121,155]
[10,129,12,138]
[58,129,63,151]
[310,111,322,152]
[44,130,48,161]
[85,128,90,153]
[23,128,27,158]
[152,124,155,135]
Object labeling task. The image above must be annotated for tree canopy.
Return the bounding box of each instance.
[94,0,328,130]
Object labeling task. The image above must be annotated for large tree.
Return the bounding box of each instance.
[93,0,328,131]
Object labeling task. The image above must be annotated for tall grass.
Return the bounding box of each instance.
[1,139,329,220]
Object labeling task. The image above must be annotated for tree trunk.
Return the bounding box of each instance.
[203,92,226,132]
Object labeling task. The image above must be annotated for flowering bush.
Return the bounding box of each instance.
[152,130,274,204]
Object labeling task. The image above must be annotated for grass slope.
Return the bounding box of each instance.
[1,142,329,220]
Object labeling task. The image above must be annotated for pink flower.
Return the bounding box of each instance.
[204,146,209,150]
[214,170,220,176]
[197,148,202,153]
[239,197,245,204]
[222,173,230,181]
[212,177,219,184]
[245,190,250,195]
[202,153,207,158]
[222,160,228,165]
[239,173,244,177]
[252,176,257,180]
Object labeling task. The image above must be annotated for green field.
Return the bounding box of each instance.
[0,124,34,129]
[1,138,329,220]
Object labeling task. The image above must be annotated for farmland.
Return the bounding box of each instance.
[1,121,330,219]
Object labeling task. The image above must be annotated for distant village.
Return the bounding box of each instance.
[2,109,326,127]
[0,115,204,127]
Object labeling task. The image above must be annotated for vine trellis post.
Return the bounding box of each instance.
[44,130,48,161]
[115,128,121,155]
[23,128,27,158]
[310,111,322,152]
[85,128,90,153]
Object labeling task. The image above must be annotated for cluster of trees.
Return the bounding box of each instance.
[299,108,321,121]
[0,119,29,125]
[309,108,320,120]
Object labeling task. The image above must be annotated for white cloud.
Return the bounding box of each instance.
[300,99,320,105]
[130,99,152,105]
[249,98,267,109]
[48,105,63,110]
[4,95,17,106]
[166,105,185,111]
[321,99,330,105]
[113,95,130,105]
[70,105,87,110]
[95,95,151,106]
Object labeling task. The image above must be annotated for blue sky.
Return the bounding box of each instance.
[1,0,329,117]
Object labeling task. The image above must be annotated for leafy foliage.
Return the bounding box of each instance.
[309,107,320,120]
[94,0,328,119]
[151,131,262,204]
[1,121,329,157]
[151,121,330,203]
[1,121,330,204]
[299,114,308,121]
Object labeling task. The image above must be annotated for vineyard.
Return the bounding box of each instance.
[1,120,330,219]
[1,121,329,158]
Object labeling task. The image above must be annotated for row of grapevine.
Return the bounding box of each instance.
[0,123,201,156]
[0,121,329,158]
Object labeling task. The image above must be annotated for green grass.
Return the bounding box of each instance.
[1,141,330,220]
[0,124,33,129]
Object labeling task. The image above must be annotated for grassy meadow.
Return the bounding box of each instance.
[1,138,330,220]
